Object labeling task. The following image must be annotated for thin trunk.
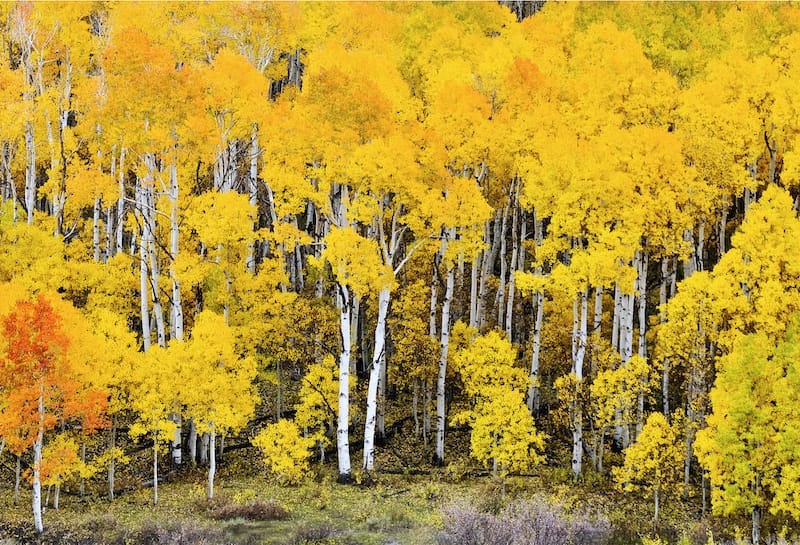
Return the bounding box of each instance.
[53,484,59,510]
[505,186,521,340]
[660,257,674,419]
[93,197,102,262]
[423,380,432,448]
[571,287,588,480]
[33,391,44,533]
[593,286,603,337]
[435,231,456,465]
[79,441,86,498]
[25,121,35,225]
[612,283,621,352]
[469,258,479,328]
[199,433,209,466]
[246,126,259,273]
[363,288,390,470]
[413,378,420,438]
[108,416,116,501]
[152,431,159,505]
[527,290,544,415]
[207,423,216,500]
[188,419,197,466]
[752,507,760,545]
[497,199,511,331]
[477,213,501,329]
[336,284,352,482]
[116,147,126,255]
[635,249,648,439]
[137,178,152,352]
[14,454,21,506]
[170,161,184,342]
[171,413,182,466]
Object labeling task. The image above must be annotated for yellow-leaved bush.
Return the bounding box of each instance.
[252,419,315,485]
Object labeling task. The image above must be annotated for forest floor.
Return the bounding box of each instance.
[0,426,762,545]
[0,458,739,545]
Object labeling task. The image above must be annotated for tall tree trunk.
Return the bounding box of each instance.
[635,248,649,439]
[247,126,259,273]
[116,147,126,255]
[169,160,184,343]
[207,423,216,500]
[93,197,102,262]
[363,288,390,471]
[527,290,544,415]
[152,431,159,505]
[25,121,35,225]
[108,416,116,501]
[336,284,353,482]
[435,230,456,466]
[137,178,152,352]
[505,185,522,341]
[32,390,44,533]
[571,287,588,480]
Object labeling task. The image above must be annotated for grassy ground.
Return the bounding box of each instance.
[0,433,753,545]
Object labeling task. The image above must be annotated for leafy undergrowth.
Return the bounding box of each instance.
[0,449,743,545]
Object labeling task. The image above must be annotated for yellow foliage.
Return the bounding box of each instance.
[252,419,314,485]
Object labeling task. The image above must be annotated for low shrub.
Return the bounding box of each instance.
[208,497,290,521]
[437,495,612,545]
[290,520,338,544]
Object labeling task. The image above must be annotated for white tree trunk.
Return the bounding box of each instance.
[571,287,588,479]
[207,423,216,500]
[527,290,544,415]
[93,197,102,262]
[32,392,44,533]
[169,161,184,343]
[152,431,159,505]
[25,121,35,225]
[137,180,151,352]
[336,284,352,482]
[116,147,126,255]
[363,287,390,471]
[435,230,456,465]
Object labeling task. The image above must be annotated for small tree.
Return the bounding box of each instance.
[252,419,315,485]
[616,412,682,524]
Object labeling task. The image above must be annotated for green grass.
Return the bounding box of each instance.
[0,447,745,545]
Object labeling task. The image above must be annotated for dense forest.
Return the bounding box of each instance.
[2,1,800,542]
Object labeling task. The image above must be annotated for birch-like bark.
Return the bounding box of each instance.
[660,257,671,418]
[496,199,511,331]
[25,121,35,225]
[635,248,649,439]
[137,179,151,352]
[363,287,390,471]
[32,390,44,533]
[152,431,159,505]
[169,160,184,342]
[207,422,216,500]
[93,197,102,262]
[336,283,353,482]
[246,126,259,273]
[505,186,521,340]
[435,229,456,466]
[116,147,126,255]
[571,287,588,479]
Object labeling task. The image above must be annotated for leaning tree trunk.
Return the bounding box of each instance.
[363,287,390,471]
